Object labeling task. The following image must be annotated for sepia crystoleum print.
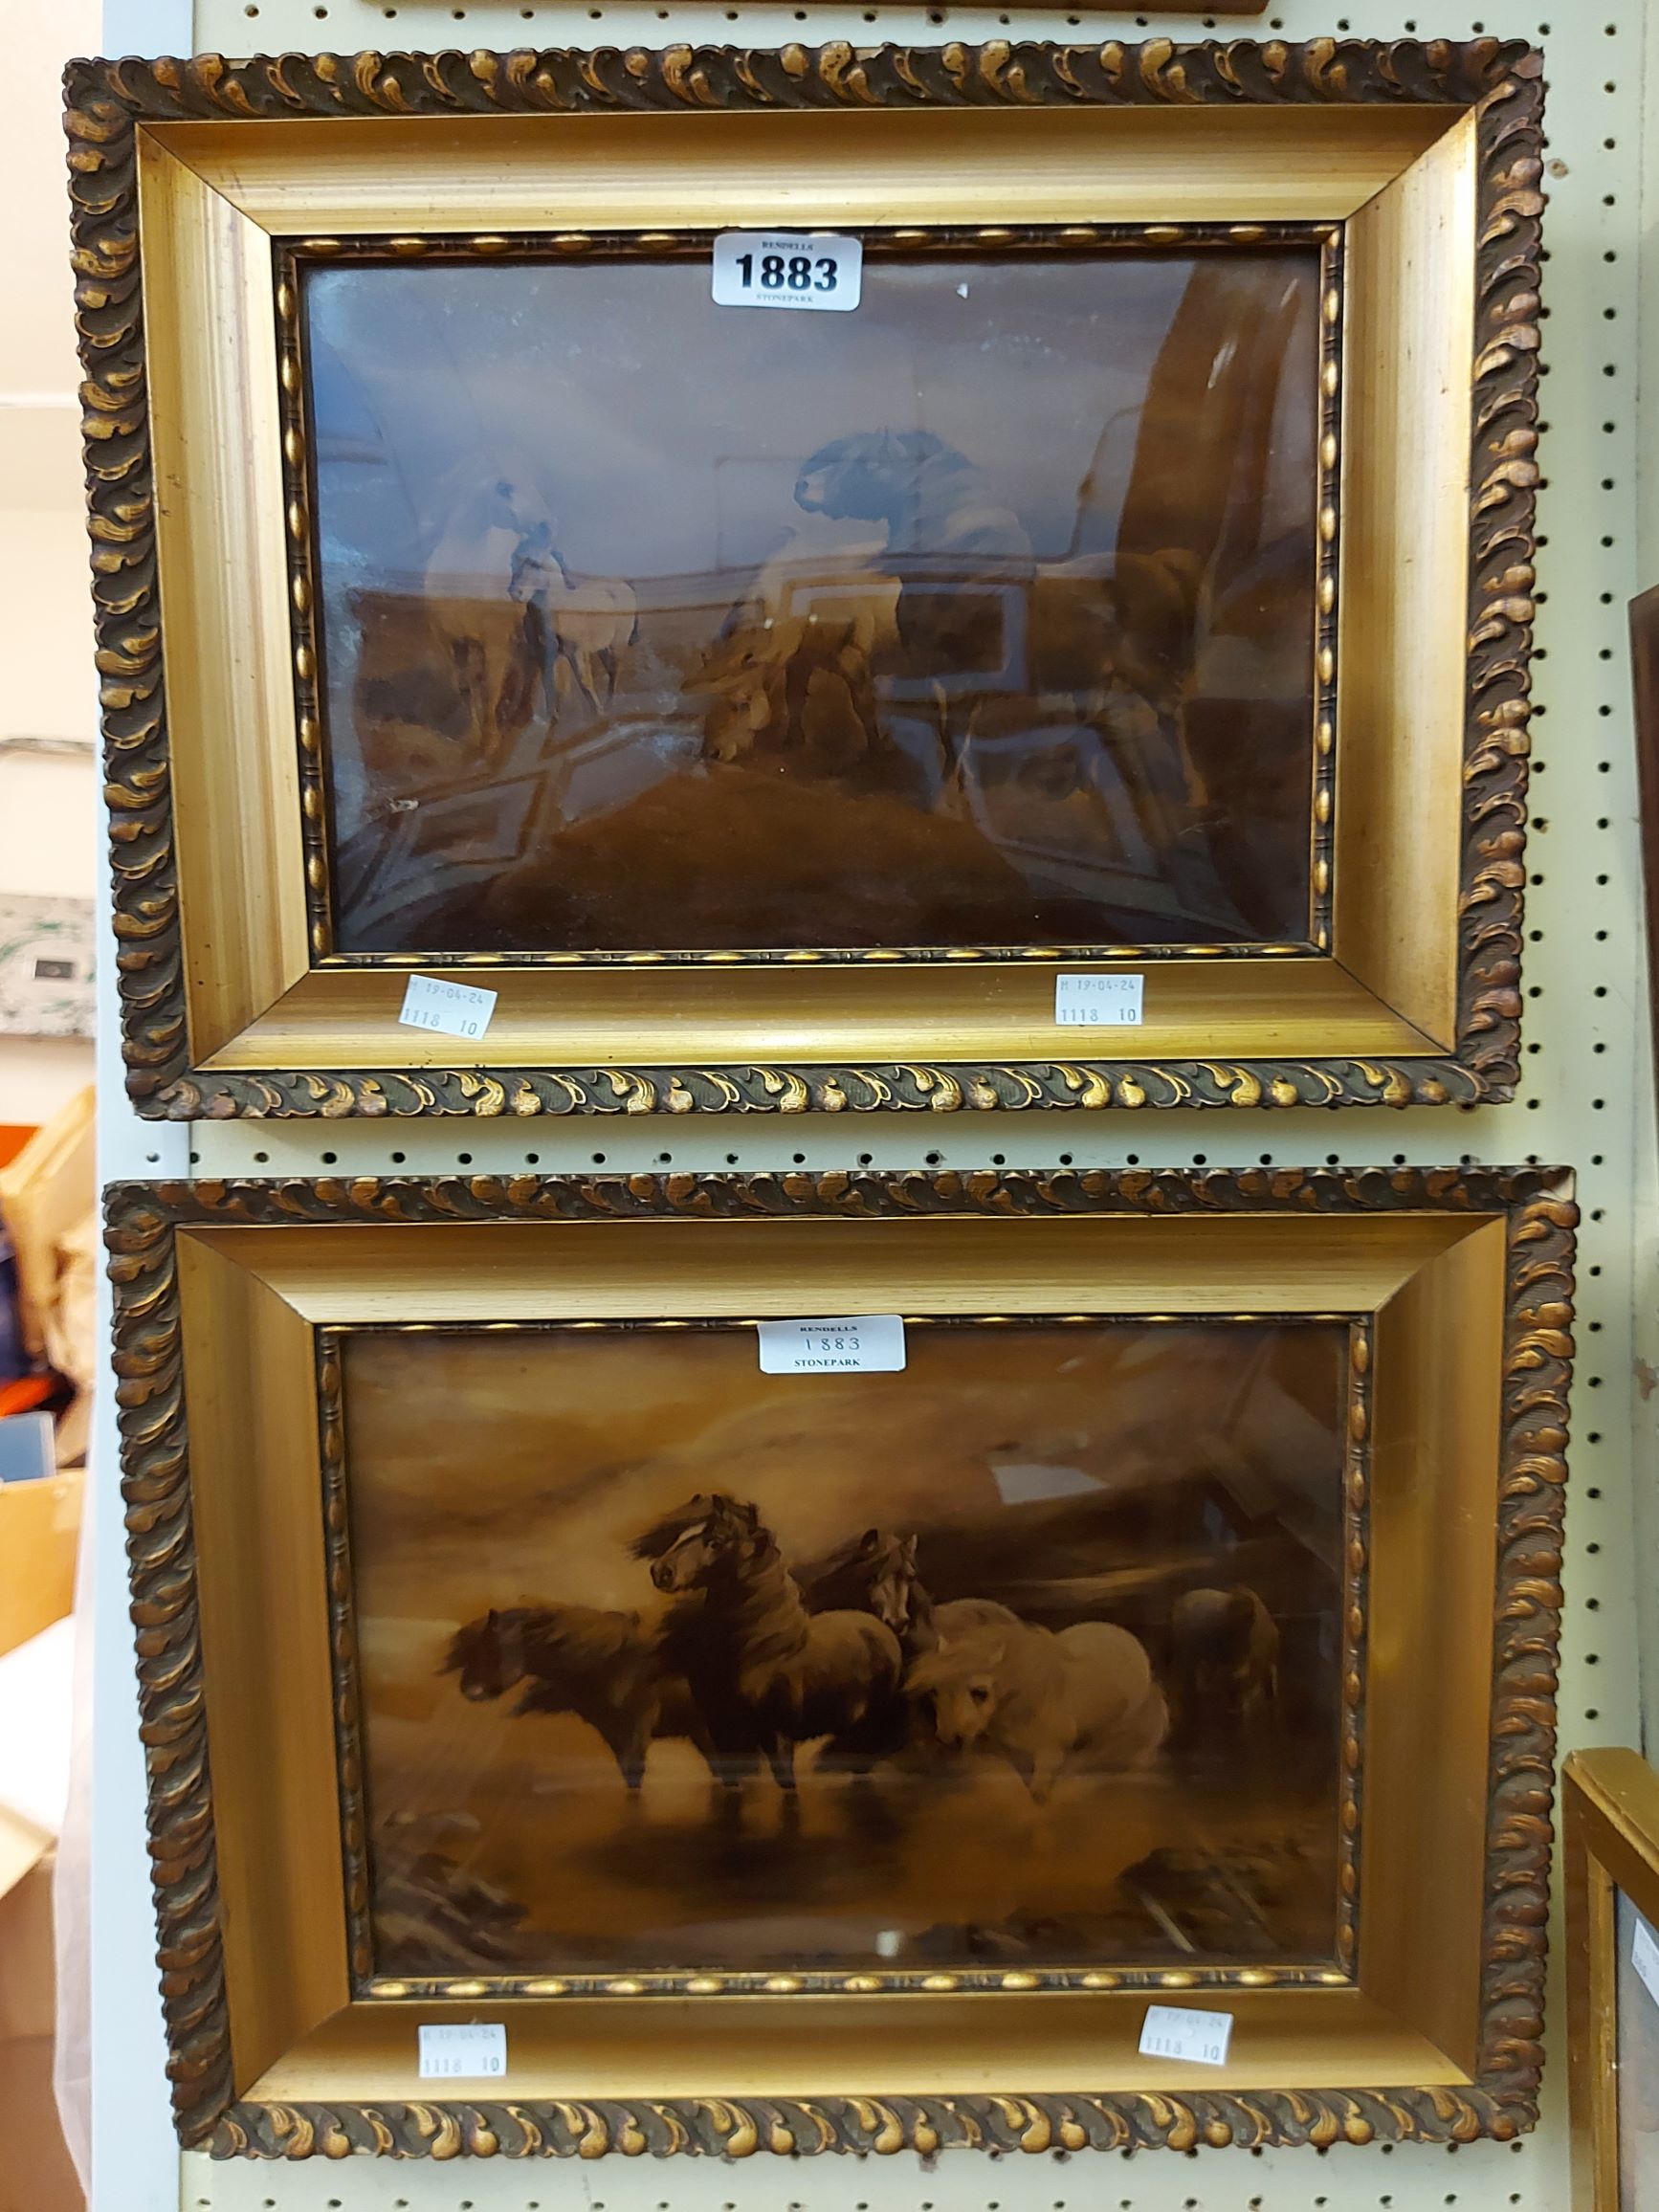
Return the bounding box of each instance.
[303,242,1324,959]
[343,1316,1355,1988]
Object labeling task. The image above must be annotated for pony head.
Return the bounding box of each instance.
[630,1493,763,1593]
[441,1607,526,1702]
[852,1528,919,1636]
[793,430,959,533]
[906,1635,1005,1750]
[426,447,554,542]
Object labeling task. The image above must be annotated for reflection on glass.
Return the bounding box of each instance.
[303,246,1322,956]
[345,1321,1351,1982]
[1618,1891,1659,2209]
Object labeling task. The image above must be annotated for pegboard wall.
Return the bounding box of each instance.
[82,2,1655,2209]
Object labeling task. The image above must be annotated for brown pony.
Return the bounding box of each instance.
[802,1529,919,1641]
[631,1495,901,1792]
[1167,1585,1280,1742]
[806,1527,1020,1659]
[441,1604,714,1790]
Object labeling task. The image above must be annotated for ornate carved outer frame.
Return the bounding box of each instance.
[67,37,1542,1118]
[105,1164,1575,2158]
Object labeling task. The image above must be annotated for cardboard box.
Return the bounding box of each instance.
[0,1847,56,2041]
[0,1481,83,2209]
[0,2003,83,2212]
[0,1855,83,2210]
[0,1471,79,1656]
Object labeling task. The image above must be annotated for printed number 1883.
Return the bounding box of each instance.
[734,251,838,295]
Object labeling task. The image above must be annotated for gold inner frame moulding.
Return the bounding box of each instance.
[105,1164,1575,2158]
[67,38,1543,1117]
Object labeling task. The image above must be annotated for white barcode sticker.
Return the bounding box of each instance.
[757,1315,907,1375]
[1055,972,1144,1028]
[1139,2003,1232,2068]
[1633,1914,1659,2007]
[712,231,862,312]
[398,972,498,1042]
[418,2022,507,2080]
[415,2025,506,2079]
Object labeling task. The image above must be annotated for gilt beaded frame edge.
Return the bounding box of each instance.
[66,37,1542,1119]
[321,1309,1370,2006]
[278,220,1344,972]
[103,1162,1574,2157]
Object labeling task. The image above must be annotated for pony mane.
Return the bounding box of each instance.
[440,1602,642,1678]
[905,1630,1006,1694]
[801,429,953,476]
[804,1528,880,1578]
[800,1527,911,1600]
[530,1604,647,1668]
[628,1493,758,1561]
[440,1609,523,1675]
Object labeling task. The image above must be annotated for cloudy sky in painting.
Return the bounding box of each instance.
[304,250,1312,586]
[344,1319,1346,1633]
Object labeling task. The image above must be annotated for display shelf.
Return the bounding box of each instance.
[83,2,1646,2208]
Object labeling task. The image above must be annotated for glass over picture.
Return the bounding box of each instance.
[341,1317,1359,1985]
[1617,1890,1659,2209]
[299,241,1325,958]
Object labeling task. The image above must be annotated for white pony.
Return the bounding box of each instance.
[908,1615,1168,1803]
[508,530,637,717]
[421,457,637,720]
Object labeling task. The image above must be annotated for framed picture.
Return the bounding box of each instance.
[1563,1750,1659,2210]
[1629,587,1659,1113]
[106,1162,1574,2158]
[70,37,1541,1118]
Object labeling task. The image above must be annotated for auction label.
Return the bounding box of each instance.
[1055,972,1144,1028]
[398,972,498,1042]
[757,1314,907,1375]
[712,231,862,312]
[1138,2003,1233,2068]
[1633,1913,1659,2008]
[418,2022,507,2080]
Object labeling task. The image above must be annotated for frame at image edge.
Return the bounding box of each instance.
[103,1164,1575,2157]
[1562,1749,1659,2211]
[68,38,1543,1117]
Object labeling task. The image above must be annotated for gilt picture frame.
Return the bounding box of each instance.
[1562,1749,1659,2210]
[68,37,1542,1118]
[105,1164,1574,2158]
[1629,585,1659,1119]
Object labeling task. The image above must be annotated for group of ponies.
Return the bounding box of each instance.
[442,1492,1170,1803]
